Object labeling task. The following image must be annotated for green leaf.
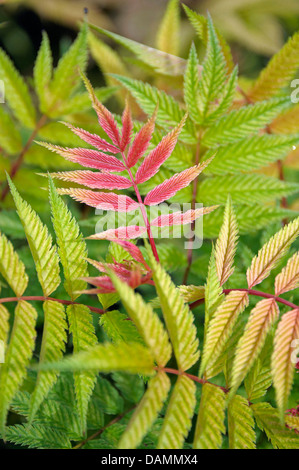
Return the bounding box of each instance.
[156,0,180,56]
[118,372,170,449]
[3,423,71,449]
[110,274,172,367]
[99,310,143,345]
[202,98,290,146]
[0,107,22,154]
[199,174,299,205]
[202,205,299,239]
[39,341,155,376]
[228,395,256,449]
[252,403,299,449]
[200,290,248,376]
[0,231,28,296]
[184,44,200,124]
[34,31,53,113]
[0,305,9,348]
[193,383,226,449]
[204,248,224,327]
[112,75,197,144]
[29,301,67,421]
[67,304,97,434]
[183,5,234,73]
[203,66,238,125]
[0,48,36,127]
[157,375,196,449]
[149,252,200,371]
[8,177,60,297]
[112,373,145,404]
[49,22,88,107]
[0,301,37,434]
[197,15,227,120]
[89,24,187,77]
[205,134,299,175]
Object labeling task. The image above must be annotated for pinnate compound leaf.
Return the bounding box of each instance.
[149,252,199,371]
[0,232,28,296]
[215,196,238,286]
[193,383,226,449]
[118,372,170,449]
[247,216,299,288]
[8,178,60,297]
[157,375,196,449]
[228,395,256,449]
[272,309,299,419]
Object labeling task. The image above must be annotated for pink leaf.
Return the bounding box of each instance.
[151,205,219,226]
[126,108,157,168]
[82,275,116,293]
[61,122,120,153]
[87,259,132,277]
[58,188,140,212]
[144,160,212,206]
[135,114,187,184]
[83,74,121,146]
[88,226,147,240]
[50,171,132,190]
[120,100,133,151]
[37,142,126,172]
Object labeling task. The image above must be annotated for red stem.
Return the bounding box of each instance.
[189,287,299,311]
[125,164,160,263]
[182,138,201,284]
[156,367,228,392]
